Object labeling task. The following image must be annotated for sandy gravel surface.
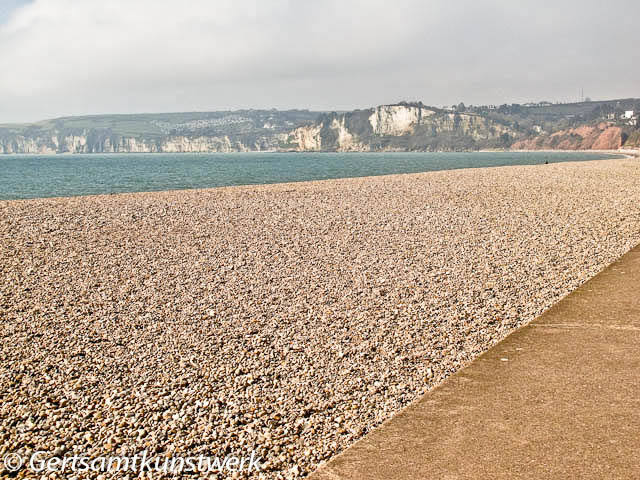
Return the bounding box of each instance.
[1,158,640,479]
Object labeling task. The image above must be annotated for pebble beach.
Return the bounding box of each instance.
[2,157,640,479]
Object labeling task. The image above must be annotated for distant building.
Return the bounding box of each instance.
[624,110,634,119]
[523,101,553,108]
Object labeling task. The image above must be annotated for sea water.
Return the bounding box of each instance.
[0,151,622,200]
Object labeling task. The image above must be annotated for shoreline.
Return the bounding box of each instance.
[506,147,639,157]
[3,158,640,478]
[0,148,637,156]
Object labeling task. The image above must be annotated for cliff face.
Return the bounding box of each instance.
[0,104,520,154]
[511,123,626,150]
[289,125,323,151]
[0,132,289,154]
[288,105,516,152]
[623,130,640,148]
[4,103,636,154]
[368,105,432,135]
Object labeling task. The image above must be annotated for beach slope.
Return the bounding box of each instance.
[1,158,640,478]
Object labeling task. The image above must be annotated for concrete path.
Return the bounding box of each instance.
[311,245,640,479]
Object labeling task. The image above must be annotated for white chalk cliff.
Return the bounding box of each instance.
[0,104,517,154]
[287,104,515,152]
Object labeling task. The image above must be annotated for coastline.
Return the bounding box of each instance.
[505,148,639,158]
[2,158,640,478]
[2,148,637,156]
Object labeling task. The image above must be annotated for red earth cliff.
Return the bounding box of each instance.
[512,123,626,150]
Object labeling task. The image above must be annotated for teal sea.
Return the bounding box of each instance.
[0,151,622,200]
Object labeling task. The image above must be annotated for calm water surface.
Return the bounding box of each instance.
[0,151,621,200]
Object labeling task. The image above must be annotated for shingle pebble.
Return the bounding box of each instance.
[1,158,640,479]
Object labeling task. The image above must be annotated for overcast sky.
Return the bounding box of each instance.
[0,0,638,123]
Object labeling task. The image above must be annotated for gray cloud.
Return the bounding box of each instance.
[0,0,638,123]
